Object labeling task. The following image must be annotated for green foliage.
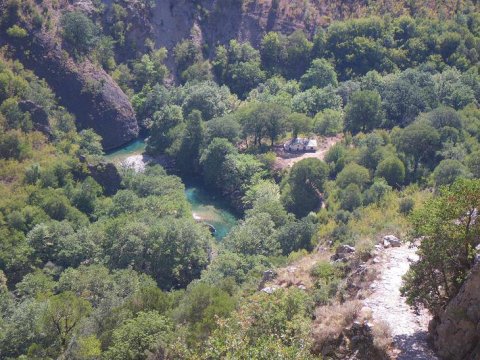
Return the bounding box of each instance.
[214,40,266,98]
[433,159,470,187]
[276,215,317,255]
[200,138,237,189]
[61,11,98,56]
[103,311,173,360]
[336,163,370,190]
[392,120,441,179]
[300,58,338,90]
[175,110,205,175]
[401,179,480,315]
[283,158,329,217]
[344,90,384,133]
[78,129,104,156]
[181,81,235,121]
[375,156,406,187]
[466,150,480,178]
[339,183,363,211]
[398,197,414,215]
[287,112,313,138]
[2,4,480,359]
[41,291,92,353]
[174,39,201,78]
[147,105,184,154]
[224,212,280,256]
[205,114,241,143]
[6,24,27,38]
[292,86,342,116]
[132,49,169,90]
[313,109,344,136]
[205,288,313,359]
[103,216,211,289]
[174,282,236,344]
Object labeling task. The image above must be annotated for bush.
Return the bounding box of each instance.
[336,163,370,190]
[401,179,480,315]
[433,159,470,187]
[61,11,98,56]
[375,156,405,187]
[398,197,414,215]
[340,183,363,211]
[6,25,27,38]
[314,109,344,136]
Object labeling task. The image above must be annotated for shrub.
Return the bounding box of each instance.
[401,179,480,315]
[61,11,98,56]
[314,109,344,136]
[398,197,414,215]
[375,156,406,187]
[6,25,27,38]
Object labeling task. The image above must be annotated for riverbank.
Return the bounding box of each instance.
[105,141,238,239]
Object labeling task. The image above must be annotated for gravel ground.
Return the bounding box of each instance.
[364,245,439,360]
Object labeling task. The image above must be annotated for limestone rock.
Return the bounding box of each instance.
[87,161,122,196]
[262,269,277,283]
[336,244,356,255]
[7,28,138,150]
[431,262,480,359]
[383,235,401,247]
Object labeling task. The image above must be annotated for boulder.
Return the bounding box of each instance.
[383,235,401,248]
[261,286,278,294]
[8,29,138,150]
[431,262,480,359]
[262,269,277,283]
[86,161,122,196]
[336,244,356,255]
[331,245,356,262]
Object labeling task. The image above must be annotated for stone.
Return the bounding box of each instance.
[86,161,122,196]
[262,269,277,282]
[9,30,138,150]
[287,266,298,273]
[261,286,277,294]
[383,235,401,247]
[431,262,480,359]
[336,244,356,255]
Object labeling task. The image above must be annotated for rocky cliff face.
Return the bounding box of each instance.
[2,3,138,150]
[429,262,480,360]
[117,0,469,60]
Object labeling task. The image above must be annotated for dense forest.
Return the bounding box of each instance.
[0,0,479,359]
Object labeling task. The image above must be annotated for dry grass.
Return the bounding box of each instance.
[311,300,362,353]
[372,320,393,354]
[269,251,332,290]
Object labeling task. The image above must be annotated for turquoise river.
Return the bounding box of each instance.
[105,139,238,239]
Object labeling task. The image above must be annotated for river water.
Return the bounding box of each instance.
[105,139,238,239]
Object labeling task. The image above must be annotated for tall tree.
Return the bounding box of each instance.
[283,158,329,217]
[344,90,384,133]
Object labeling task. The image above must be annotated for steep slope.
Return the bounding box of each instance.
[116,0,477,57]
[0,0,139,150]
